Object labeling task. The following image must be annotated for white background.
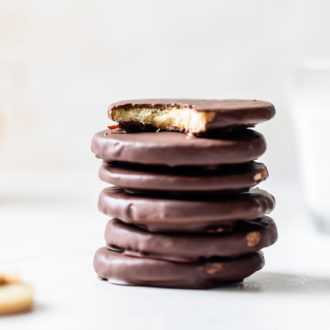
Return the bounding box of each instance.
[2,0,330,175]
[1,1,330,329]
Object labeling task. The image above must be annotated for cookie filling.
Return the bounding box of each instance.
[110,106,216,134]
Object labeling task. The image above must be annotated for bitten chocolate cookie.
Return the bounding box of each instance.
[98,187,275,232]
[109,99,275,134]
[91,129,266,166]
[105,217,277,262]
[99,161,268,193]
[94,247,264,289]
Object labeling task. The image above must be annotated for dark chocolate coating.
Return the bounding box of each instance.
[91,129,266,166]
[105,217,277,262]
[98,188,275,232]
[94,248,264,289]
[99,161,268,193]
[109,99,275,132]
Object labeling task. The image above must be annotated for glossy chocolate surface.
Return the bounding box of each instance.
[99,161,268,192]
[105,217,277,262]
[98,188,275,232]
[94,247,264,289]
[92,129,266,166]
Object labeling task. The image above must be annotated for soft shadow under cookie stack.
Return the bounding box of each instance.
[92,99,277,289]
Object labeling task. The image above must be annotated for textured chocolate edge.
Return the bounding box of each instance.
[98,187,276,232]
[98,161,268,192]
[91,129,267,166]
[105,217,278,262]
[94,248,265,289]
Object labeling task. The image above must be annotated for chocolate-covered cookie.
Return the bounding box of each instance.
[98,187,275,232]
[109,99,275,134]
[99,161,268,193]
[91,129,266,166]
[105,217,277,262]
[94,247,264,289]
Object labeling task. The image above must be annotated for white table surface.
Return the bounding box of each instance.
[1,170,330,330]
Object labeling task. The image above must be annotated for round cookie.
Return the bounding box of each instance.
[99,161,268,193]
[109,99,275,134]
[105,217,277,262]
[98,187,275,232]
[0,275,33,315]
[91,129,266,166]
[94,247,264,289]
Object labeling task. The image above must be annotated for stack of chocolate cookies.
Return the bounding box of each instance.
[92,99,277,289]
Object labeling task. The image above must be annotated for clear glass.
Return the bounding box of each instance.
[290,60,330,233]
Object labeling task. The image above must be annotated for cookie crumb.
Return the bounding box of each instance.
[254,172,263,181]
[205,263,223,274]
[246,231,261,247]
